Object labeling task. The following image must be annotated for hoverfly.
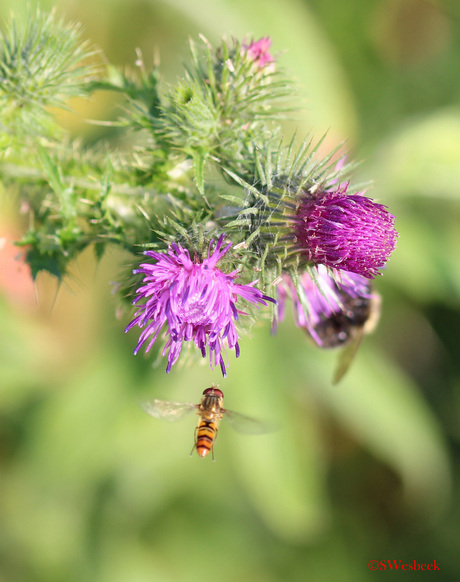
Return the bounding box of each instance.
[142,386,269,460]
[311,285,382,384]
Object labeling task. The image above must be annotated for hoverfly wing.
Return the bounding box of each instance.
[222,409,275,435]
[141,399,198,421]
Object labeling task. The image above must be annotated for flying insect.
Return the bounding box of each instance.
[142,386,268,460]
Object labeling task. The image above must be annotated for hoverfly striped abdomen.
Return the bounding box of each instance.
[195,419,218,457]
[193,387,224,459]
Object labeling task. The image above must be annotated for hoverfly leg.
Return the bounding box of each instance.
[189,427,198,457]
[211,427,219,462]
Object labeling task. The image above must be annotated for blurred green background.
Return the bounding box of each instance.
[1,0,460,580]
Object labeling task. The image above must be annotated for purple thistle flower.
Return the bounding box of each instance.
[125,236,275,377]
[242,37,275,69]
[276,266,376,347]
[290,184,398,278]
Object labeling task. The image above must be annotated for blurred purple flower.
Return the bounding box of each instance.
[125,236,275,376]
[242,37,275,69]
[290,184,398,278]
[276,266,375,347]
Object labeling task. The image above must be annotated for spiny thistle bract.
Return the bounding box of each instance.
[0,8,98,141]
[1,10,398,378]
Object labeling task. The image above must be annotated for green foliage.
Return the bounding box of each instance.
[157,37,293,185]
[0,12,298,288]
[3,9,364,313]
[0,8,97,142]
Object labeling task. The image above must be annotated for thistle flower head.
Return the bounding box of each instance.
[276,266,376,347]
[242,37,275,70]
[125,236,275,376]
[231,140,398,284]
[290,184,398,278]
